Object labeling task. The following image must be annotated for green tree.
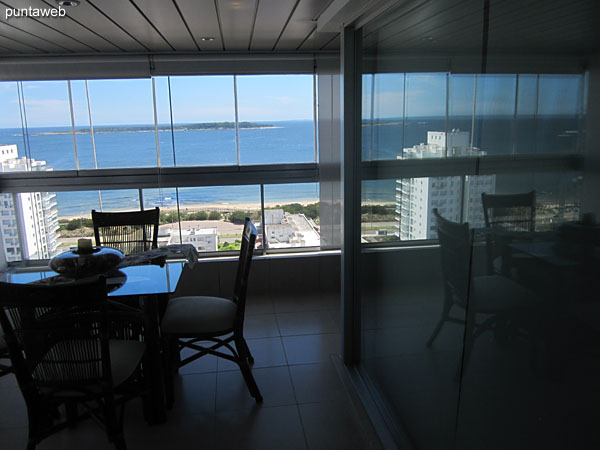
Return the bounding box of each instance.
[189,211,208,220]
[228,210,248,225]
[208,211,222,220]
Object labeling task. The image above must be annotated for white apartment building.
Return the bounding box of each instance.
[0,145,59,261]
[168,227,218,252]
[396,130,495,240]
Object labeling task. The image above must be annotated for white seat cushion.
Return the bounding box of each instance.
[471,275,537,313]
[161,296,237,335]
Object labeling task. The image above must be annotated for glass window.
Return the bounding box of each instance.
[162,76,237,167]
[263,183,320,249]
[169,185,261,252]
[236,75,315,165]
[20,81,75,170]
[85,79,157,169]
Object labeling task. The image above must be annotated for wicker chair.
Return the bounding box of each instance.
[481,191,536,275]
[92,208,160,255]
[161,218,262,404]
[427,209,538,375]
[0,277,148,450]
[0,323,11,377]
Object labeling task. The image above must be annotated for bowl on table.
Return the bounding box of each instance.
[49,246,124,279]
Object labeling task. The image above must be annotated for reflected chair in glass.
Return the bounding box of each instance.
[0,324,11,377]
[481,191,536,275]
[0,277,148,450]
[161,218,262,403]
[92,207,160,255]
[426,209,538,375]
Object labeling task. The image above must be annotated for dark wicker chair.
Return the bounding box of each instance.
[427,209,538,376]
[0,277,148,450]
[0,323,11,377]
[481,191,536,275]
[92,207,160,255]
[161,218,262,403]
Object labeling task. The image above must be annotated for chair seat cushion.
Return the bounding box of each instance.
[471,275,538,313]
[161,296,237,335]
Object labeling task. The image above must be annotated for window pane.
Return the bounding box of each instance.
[167,185,261,253]
[163,76,237,166]
[85,79,157,168]
[365,73,406,161]
[263,183,320,249]
[537,74,583,154]
[237,75,315,165]
[404,73,447,152]
[474,74,516,156]
[21,81,75,170]
[361,180,399,243]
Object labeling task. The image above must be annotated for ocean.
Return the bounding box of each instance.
[0,116,582,217]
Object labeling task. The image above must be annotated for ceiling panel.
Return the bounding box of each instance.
[0,34,43,53]
[250,0,297,51]
[130,0,198,51]
[41,0,148,52]
[0,21,73,52]
[85,0,174,51]
[0,9,96,52]
[274,0,325,50]
[0,0,340,56]
[175,0,224,51]
[217,0,257,51]
[2,0,121,51]
[298,30,338,51]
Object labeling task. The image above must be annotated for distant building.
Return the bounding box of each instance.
[0,145,59,261]
[168,227,218,252]
[396,130,495,240]
[264,209,284,225]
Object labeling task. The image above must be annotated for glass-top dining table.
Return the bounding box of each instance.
[2,261,187,425]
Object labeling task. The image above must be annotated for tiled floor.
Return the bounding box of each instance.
[0,292,381,450]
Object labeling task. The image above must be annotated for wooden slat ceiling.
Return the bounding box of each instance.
[0,0,340,55]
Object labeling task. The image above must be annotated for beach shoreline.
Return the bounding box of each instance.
[57,199,320,221]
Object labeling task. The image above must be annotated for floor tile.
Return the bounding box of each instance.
[243,314,281,339]
[179,348,218,375]
[282,334,341,365]
[299,401,372,450]
[215,405,307,450]
[171,372,217,415]
[289,362,347,404]
[216,366,296,411]
[127,412,216,450]
[277,311,339,336]
[217,337,287,371]
[245,294,275,316]
[273,294,334,314]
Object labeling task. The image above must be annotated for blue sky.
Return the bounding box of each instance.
[0,73,583,128]
[0,75,315,128]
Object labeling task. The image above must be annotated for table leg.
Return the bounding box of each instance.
[142,294,167,425]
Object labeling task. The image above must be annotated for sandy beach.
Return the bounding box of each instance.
[58,200,318,221]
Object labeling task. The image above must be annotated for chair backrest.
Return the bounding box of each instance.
[0,277,112,393]
[0,323,11,377]
[433,208,472,307]
[92,207,160,255]
[232,218,258,319]
[482,191,536,232]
